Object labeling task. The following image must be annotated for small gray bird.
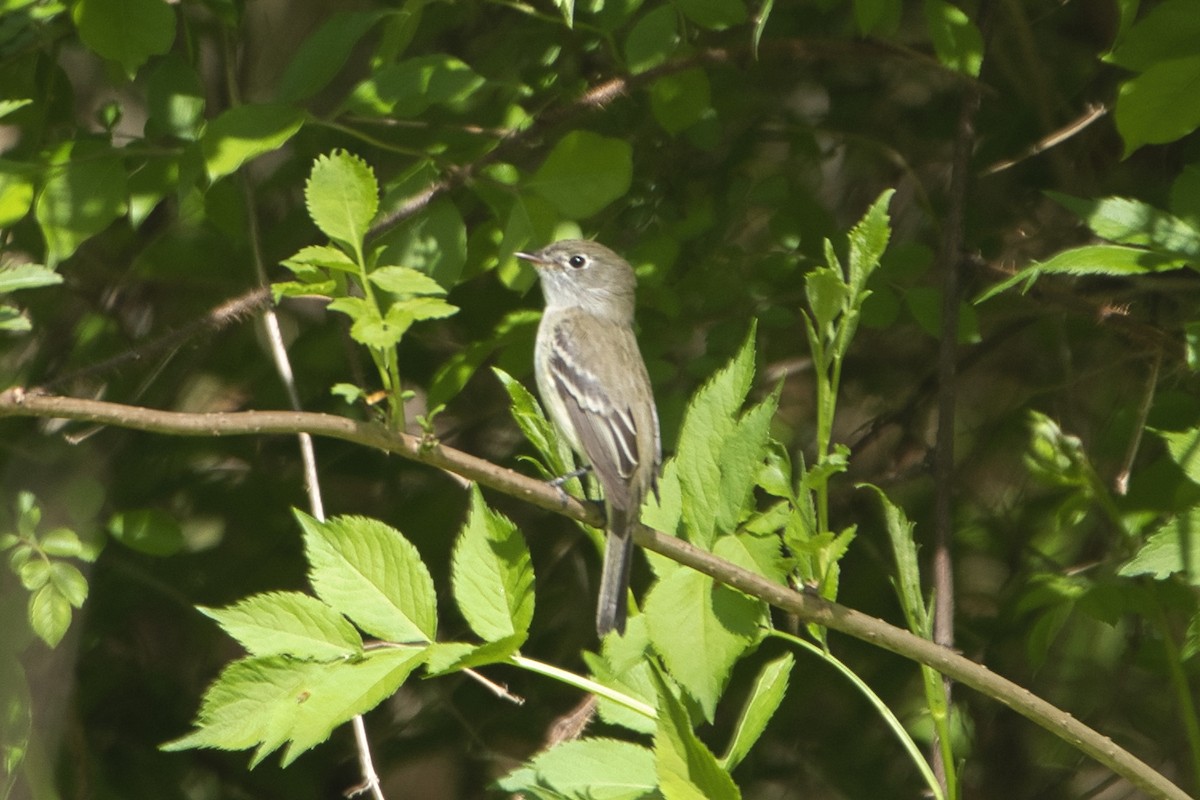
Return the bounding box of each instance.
[517,240,661,637]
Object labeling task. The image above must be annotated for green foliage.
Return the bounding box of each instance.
[0,493,93,648]
[4,0,1200,797]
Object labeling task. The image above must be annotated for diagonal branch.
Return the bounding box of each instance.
[0,389,1187,800]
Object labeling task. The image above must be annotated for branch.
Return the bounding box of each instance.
[0,390,1186,800]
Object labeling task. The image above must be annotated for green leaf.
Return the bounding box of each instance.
[38,528,81,558]
[164,648,425,766]
[106,509,184,556]
[674,324,757,545]
[450,487,534,643]
[29,584,72,647]
[202,104,305,181]
[721,653,792,771]
[1107,0,1200,71]
[1158,428,1200,484]
[128,154,181,228]
[0,160,36,227]
[529,131,633,219]
[650,69,711,135]
[296,512,438,643]
[714,388,780,535]
[72,0,175,76]
[368,266,446,296]
[498,737,657,798]
[282,244,359,273]
[675,0,747,30]
[847,189,895,291]
[374,197,467,288]
[144,54,205,140]
[1047,192,1200,257]
[977,244,1191,302]
[652,669,741,800]
[199,592,363,660]
[17,559,49,591]
[305,150,379,252]
[0,99,32,120]
[644,569,761,720]
[0,264,61,294]
[276,11,390,104]
[862,485,929,633]
[428,310,538,408]
[48,562,88,608]
[1116,54,1200,155]
[493,367,577,480]
[923,0,983,77]
[35,144,128,267]
[625,6,679,73]
[1119,508,1200,584]
[422,636,524,674]
[346,55,485,117]
[805,267,849,340]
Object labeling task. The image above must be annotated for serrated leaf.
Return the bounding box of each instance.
[305,150,379,253]
[73,0,175,76]
[1116,54,1200,155]
[642,458,684,539]
[529,131,632,219]
[847,189,895,291]
[202,104,305,182]
[498,737,657,798]
[37,528,81,558]
[1119,509,1200,584]
[1048,192,1200,257]
[164,648,425,765]
[29,584,72,647]
[675,325,757,546]
[368,266,446,296]
[715,388,780,534]
[978,244,1191,302]
[199,592,363,660]
[652,669,741,800]
[282,244,359,273]
[644,569,761,720]
[451,487,534,642]
[48,562,87,608]
[494,367,577,480]
[862,485,929,633]
[422,636,524,674]
[1158,428,1200,484]
[296,512,437,643]
[721,653,792,771]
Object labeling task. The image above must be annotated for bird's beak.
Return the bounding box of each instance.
[515,251,547,266]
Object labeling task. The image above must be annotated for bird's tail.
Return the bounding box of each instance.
[596,523,634,637]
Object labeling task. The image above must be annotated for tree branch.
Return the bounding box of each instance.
[0,389,1186,800]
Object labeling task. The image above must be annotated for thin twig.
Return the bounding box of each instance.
[1114,343,1161,496]
[0,389,1189,800]
[980,103,1108,177]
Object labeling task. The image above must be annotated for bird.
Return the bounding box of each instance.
[516,239,661,636]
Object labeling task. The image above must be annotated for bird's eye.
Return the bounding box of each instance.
[567,254,588,269]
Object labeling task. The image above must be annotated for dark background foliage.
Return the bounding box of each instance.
[2,0,1198,797]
